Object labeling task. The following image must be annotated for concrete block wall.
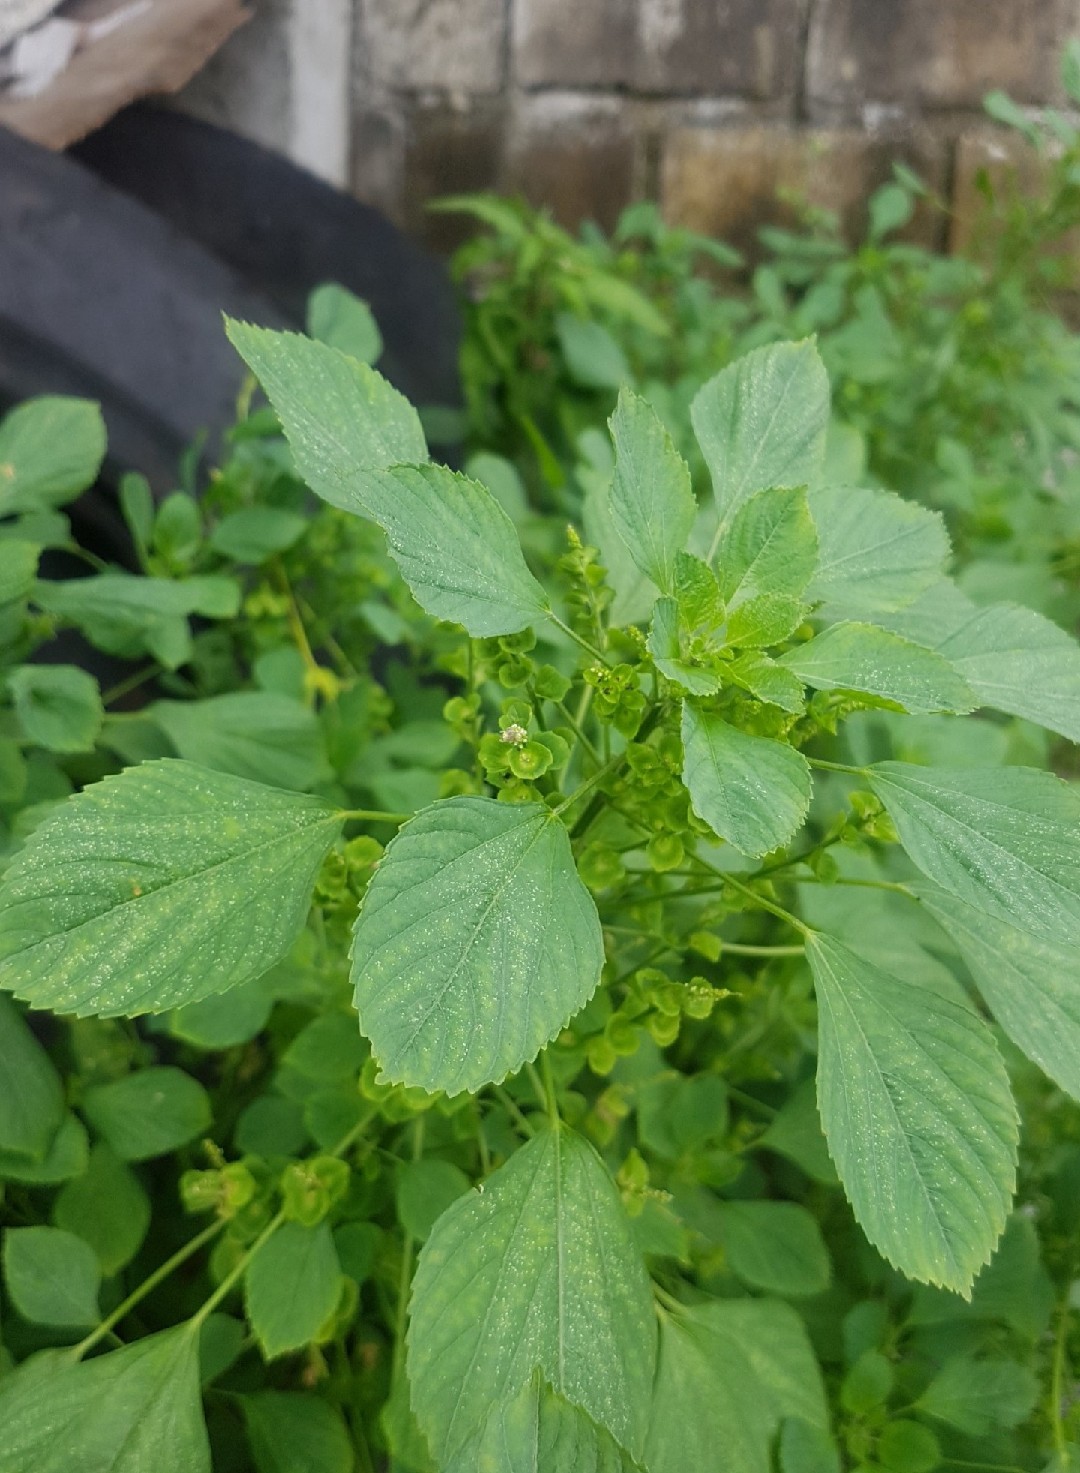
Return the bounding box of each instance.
[178,0,1080,254]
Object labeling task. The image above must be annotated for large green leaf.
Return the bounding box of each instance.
[0,1113,88,1185]
[0,1325,210,1472]
[7,665,104,753]
[355,462,550,635]
[931,598,1080,744]
[873,581,1080,742]
[244,1221,343,1359]
[0,994,65,1161]
[150,693,330,792]
[80,1067,211,1162]
[407,1125,656,1461]
[229,322,547,635]
[779,623,974,714]
[716,486,818,606]
[0,760,341,1017]
[225,320,427,511]
[867,762,1080,950]
[0,397,106,515]
[33,574,240,670]
[3,1225,100,1328]
[352,797,603,1095]
[916,884,1080,1103]
[444,1375,645,1473]
[645,1298,827,1473]
[717,1201,831,1297]
[807,933,1017,1292]
[681,704,811,857]
[916,1355,1038,1436]
[691,341,829,545]
[806,485,950,613]
[608,388,696,593]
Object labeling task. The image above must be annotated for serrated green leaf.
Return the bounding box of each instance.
[244,1221,343,1359]
[307,282,383,366]
[581,473,657,627]
[0,994,65,1161]
[916,883,1080,1103]
[0,760,341,1016]
[7,664,104,753]
[81,1066,211,1161]
[3,1225,100,1327]
[241,1389,354,1473]
[716,486,818,606]
[807,933,1017,1292]
[867,762,1080,950]
[54,1145,150,1275]
[225,320,427,512]
[0,1113,88,1184]
[645,1298,827,1473]
[726,591,806,648]
[779,624,975,714]
[806,485,950,613]
[33,574,240,669]
[150,693,330,792]
[608,388,697,593]
[357,463,550,635]
[0,397,106,515]
[718,1201,831,1296]
[692,341,830,546]
[931,597,1080,744]
[0,540,40,604]
[647,597,720,695]
[728,651,806,713]
[681,704,811,857]
[407,1126,656,1461]
[209,508,307,564]
[352,797,603,1094]
[0,1325,210,1473]
[917,1355,1038,1436]
[444,1375,646,1473]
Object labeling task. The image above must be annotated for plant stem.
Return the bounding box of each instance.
[74,1219,226,1357]
[546,611,611,668]
[339,808,413,825]
[552,751,623,820]
[830,876,915,898]
[190,1211,286,1332]
[1049,1256,1076,1469]
[723,875,811,937]
[540,1052,561,1133]
[555,699,602,765]
[807,756,866,777]
[101,663,160,707]
[492,1084,537,1138]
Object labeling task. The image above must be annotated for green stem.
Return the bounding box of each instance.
[391,1121,425,1381]
[555,700,602,765]
[546,611,611,668]
[831,876,916,898]
[1049,1256,1076,1469]
[492,1084,537,1138]
[552,752,623,820]
[723,875,811,937]
[74,1219,226,1357]
[807,756,867,777]
[540,1052,561,1133]
[102,663,160,708]
[190,1211,286,1332]
[338,808,413,825]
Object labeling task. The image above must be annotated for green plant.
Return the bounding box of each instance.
[2,318,1080,1470]
[450,49,1080,620]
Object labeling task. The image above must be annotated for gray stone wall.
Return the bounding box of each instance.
[179,0,1079,253]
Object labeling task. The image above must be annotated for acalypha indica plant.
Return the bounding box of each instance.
[1,321,1079,1471]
